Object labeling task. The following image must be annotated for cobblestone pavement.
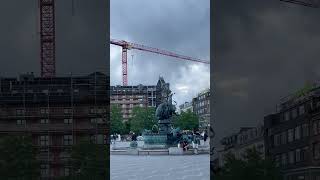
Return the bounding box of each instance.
[111,154,210,180]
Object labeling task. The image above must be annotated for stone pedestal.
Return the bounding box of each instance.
[169,147,183,155]
[127,148,138,155]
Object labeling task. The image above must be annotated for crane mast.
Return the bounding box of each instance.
[39,0,56,77]
[110,38,209,86]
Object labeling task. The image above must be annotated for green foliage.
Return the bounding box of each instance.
[129,107,157,134]
[214,148,281,180]
[110,105,124,135]
[70,140,109,180]
[123,120,131,135]
[173,110,199,130]
[0,135,40,180]
[294,82,315,98]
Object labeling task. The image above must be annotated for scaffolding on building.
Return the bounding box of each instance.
[0,72,109,178]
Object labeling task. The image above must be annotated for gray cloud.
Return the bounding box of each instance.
[111,0,210,106]
[213,0,320,147]
[0,0,108,77]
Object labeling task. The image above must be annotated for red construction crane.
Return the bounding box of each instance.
[38,0,75,77]
[39,0,56,77]
[280,0,319,8]
[110,38,210,86]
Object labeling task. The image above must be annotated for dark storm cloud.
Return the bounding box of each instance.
[213,0,320,147]
[0,0,107,77]
[111,0,210,106]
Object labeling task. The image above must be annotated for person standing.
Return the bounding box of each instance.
[132,132,137,141]
[204,131,208,145]
[113,134,117,144]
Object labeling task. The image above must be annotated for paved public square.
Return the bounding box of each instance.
[110,154,210,180]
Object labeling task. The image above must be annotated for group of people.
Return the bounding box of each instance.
[110,133,121,144]
[111,130,209,151]
[179,130,208,151]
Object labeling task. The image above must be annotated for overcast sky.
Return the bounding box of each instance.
[0,0,107,77]
[213,0,320,147]
[110,0,210,107]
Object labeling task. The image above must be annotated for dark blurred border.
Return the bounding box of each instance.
[210,0,215,178]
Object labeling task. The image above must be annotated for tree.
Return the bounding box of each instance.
[123,120,131,135]
[110,105,124,135]
[0,135,40,180]
[129,107,157,134]
[214,148,281,180]
[69,140,108,180]
[173,110,199,130]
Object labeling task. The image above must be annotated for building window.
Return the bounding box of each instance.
[288,129,294,142]
[296,149,301,162]
[299,105,305,115]
[104,135,108,144]
[295,126,301,140]
[64,108,72,114]
[281,153,287,167]
[90,107,96,114]
[284,111,290,121]
[16,109,25,116]
[40,164,49,176]
[90,135,96,143]
[275,155,280,167]
[302,124,309,137]
[274,134,281,147]
[91,118,104,124]
[40,135,49,146]
[40,108,49,114]
[281,131,287,145]
[40,119,49,124]
[17,119,26,125]
[90,118,96,124]
[96,118,104,124]
[288,151,295,164]
[97,108,103,114]
[313,121,318,135]
[97,134,104,144]
[292,108,297,119]
[64,167,70,176]
[301,146,309,162]
[64,119,72,124]
[63,135,73,145]
[313,143,320,160]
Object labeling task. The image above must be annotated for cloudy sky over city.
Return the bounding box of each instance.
[111,0,210,107]
[0,0,107,77]
[214,0,320,147]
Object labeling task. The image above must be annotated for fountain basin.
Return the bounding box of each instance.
[142,134,168,149]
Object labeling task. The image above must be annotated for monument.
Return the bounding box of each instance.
[142,86,183,149]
